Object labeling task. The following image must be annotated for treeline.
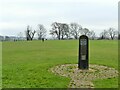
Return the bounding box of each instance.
[23,22,119,41]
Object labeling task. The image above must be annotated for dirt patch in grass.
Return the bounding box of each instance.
[50,64,118,88]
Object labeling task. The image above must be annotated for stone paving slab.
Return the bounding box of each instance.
[50,64,118,88]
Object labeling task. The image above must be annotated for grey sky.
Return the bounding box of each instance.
[0,0,119,37]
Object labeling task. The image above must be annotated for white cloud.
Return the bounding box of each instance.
[1,0,119,4]
[0,0,118,36]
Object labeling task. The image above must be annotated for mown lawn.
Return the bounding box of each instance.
[0,42,2,89]
[2,40,118,88]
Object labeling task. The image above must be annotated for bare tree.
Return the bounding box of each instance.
[107,28,117,40]
[81,28,90,36]
[50,32,57,40]
[37,24,46,40]
[61,23,69,39]
[69,23,82,39]
[26,25,36,41]
[88,30,96,40]
[50,22,60,40]
[99,30,108,39]
[50,22,69,40]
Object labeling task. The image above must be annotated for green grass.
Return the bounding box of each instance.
[93,77,118,88]
[0,42,2,89]
[2,40,118,88]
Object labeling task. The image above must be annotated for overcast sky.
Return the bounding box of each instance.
[0,0,119,37]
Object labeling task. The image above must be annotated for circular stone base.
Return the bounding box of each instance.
[78,68,97,73]
[50,64,118,88]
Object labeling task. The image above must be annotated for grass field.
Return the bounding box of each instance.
[0,42,2,89]
[2,40,118,88]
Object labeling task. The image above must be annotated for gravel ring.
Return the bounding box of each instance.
[50,64,118,88]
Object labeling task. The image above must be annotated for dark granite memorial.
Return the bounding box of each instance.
[78,35,89,69]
